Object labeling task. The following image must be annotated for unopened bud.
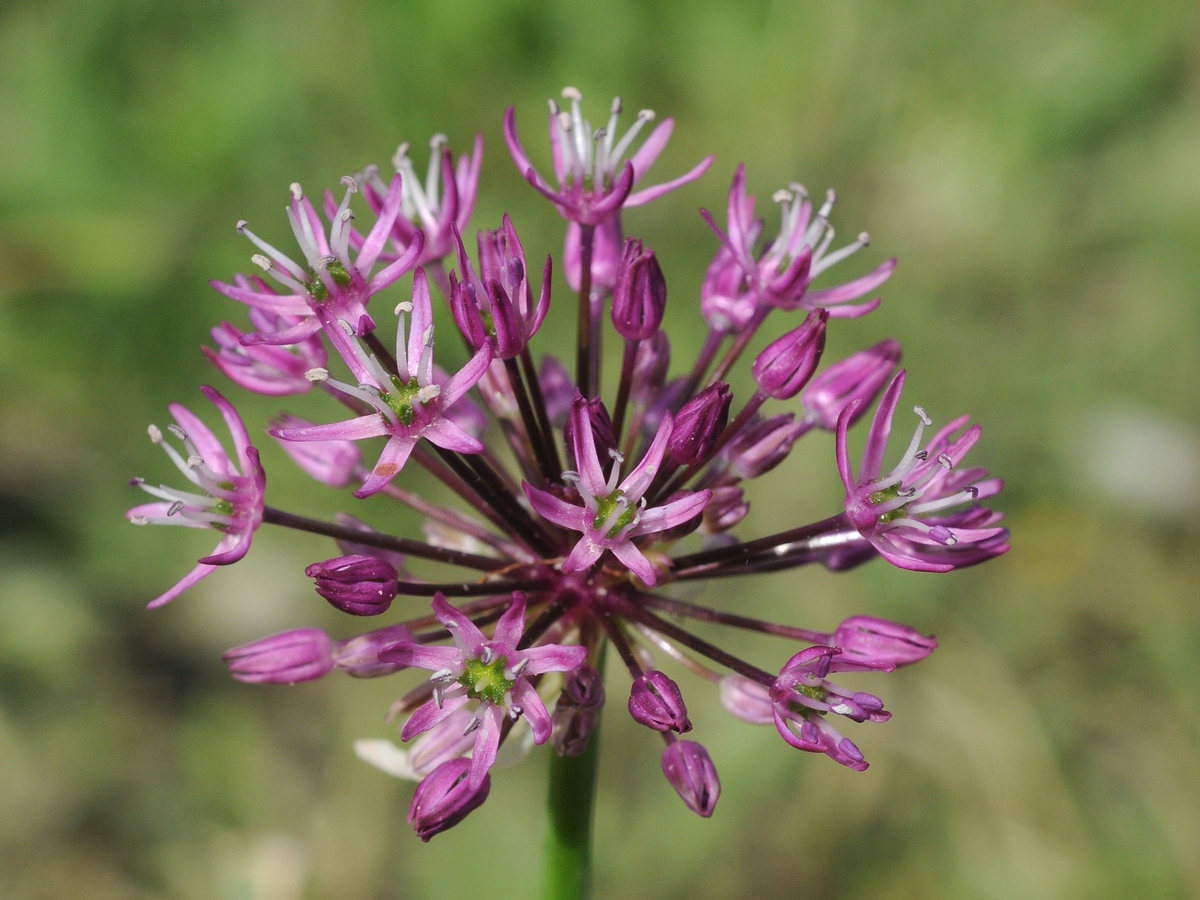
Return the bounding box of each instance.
[661,740,720,817]
[408,758,491,841]
[222,629,334,684]
[829,615,937,672]
[628,671,692,733]
[305,555,398,616]
[751,308,828,399]
[551,664,607,757]
[611,238,667,340]
[668,383,732,465]
[332,624,416,677]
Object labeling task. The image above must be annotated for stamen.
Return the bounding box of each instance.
[507,705,522,720]
[430,668,455,683]
[914,406,932,426]
[148,424,163,443]
[480,646,495,665]
[508,658,529,677]
[305,367,329,382]
[561,86,582,101]
[462,716,481,735]
[433,687,445,708]
[415,384,441,405]
[937,453,953,470]
[166,501,185,516]
[290,183,303,201]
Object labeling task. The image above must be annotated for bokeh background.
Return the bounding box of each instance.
[2,0,1199,897]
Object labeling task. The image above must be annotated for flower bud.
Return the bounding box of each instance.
[271,415,361,488]
[611,238,667,340]
[478,215,552,359]
[668,383,731,466]
[719,674,774,725]
[222,628,334,684]
[701,244,755,333]
[332,623,415,677]
[551,664,607,757]
[802,339,902,431]
[628,671,692,733]
[829,616,937,672]
[408,758,492,841]
[305,554,398,616]
[723,414,807,479]
[565,217,623,294]
[701,485,749,534]
[751,308,828,399]
[661,740,720,817]
[630,331,671,408]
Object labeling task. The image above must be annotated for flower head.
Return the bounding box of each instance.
[524,396,711,586]
[127,387,265,608]
[837,371,1008,572]
[270,268,492,496]
[212,178,424,344]
[380,593,587,790]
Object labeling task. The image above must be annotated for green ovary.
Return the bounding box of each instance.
[460,656,514,705]
[867,484,907,525]
[592,493,637,539]
[382,376,422,426]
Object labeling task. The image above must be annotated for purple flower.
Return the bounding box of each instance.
[331,623,415,678]
[504,88,713,226]
[270,269,492,497]
[350,133,483,267]
[380,593,587,790]
[127,387,265,608]
[661,740,720,817]
[668,383,732,466]
[524,398,711,586]
[628,670,692,733]
[721,413,807,480]
[802,339,903,431]
[828,616,938,672]
[211,178,424,344]
[702,165,895,316]
[306,554,399,616]
[450,216,552,359]
[203,304,327,395]
[408,757,492,841]
[837,371,1007,572]
[222,628,334,684]
[270,414,361,488]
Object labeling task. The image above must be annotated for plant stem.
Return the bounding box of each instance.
[542,651,605,900]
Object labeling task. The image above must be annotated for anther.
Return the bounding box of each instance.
[168,425,187,441]
[251,254,272,271]
[607,449,625,464]
[509,658,529,677]
[130,516,149,525]
[392,143,410,171]
[395,300,413,315]
[429,133,448,149]
[772,189,794,204]
[337,318,355,336]
[789,182,808,199]
[937,453,953,470]
[289,183,303,200]
[825,188,837,205]
[415,385,441,404]
[480,646,495,665]
[913,405,932,426]
[433,687,445,708]
[236,219,248,232]
[462,716,481,735]
[305,367,329,382]
[507,705,522,720]
[430,668,455,683]
[611,96,622,115]
[129,477,144,487]
[339,175,358,191]
[148,424,163,443]
[186,455,204,469]
[561,86,583,101]
[914,450,929,461]
[558,111,573,132]
[637,109,655,121]
[340,209,353,222]
[965,486,979,498]
[166,501,185,516]
[898,487,917,497]
[858,232,871,246]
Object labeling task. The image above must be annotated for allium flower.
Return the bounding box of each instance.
[351,133,484,267]
[837,370,1008,572]
[270,269,492,497]
[131,92,1008,845]
[524,396,711,586]
[379,593,588,790]
[505,88,714,227]
[701,164,896,318]
[211,177,424,344]
[127,386,265,608]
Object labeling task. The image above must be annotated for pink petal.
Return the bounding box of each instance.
[467,704,504,790]
[503,106,550,191]
[629,490,711,537]
[627,118,674,183]
[523,484,589,531]
[491,594,527,650]
[609,539,657,585]
[619,413,673,500]
[562,538,603,574]
[625,154,715,208]
[806,258,897,304]
[355,435,418,498]
[422,417,484,455]
[518,643,589,677]
[271,414,388,443]
[357,172,404,274]
[379,642,463,671]
[860,371,906,483]
[432,593,488,654]
[199,529,251,567]
[200,386,253,472]
[147,559,219,609]
[441,346,493,406]
[168,403,232,477]
[402,694,470,741]
[511,680,552,743]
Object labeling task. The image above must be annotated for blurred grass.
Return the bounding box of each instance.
[2,0,1199,897]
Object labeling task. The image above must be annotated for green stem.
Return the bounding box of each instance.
[542,657,604,900]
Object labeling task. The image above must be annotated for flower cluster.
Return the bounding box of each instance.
[130,88,1007,840]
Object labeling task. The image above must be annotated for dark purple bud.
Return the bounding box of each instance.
[723,414,807,479]
[631,333,672,410]
[668,383,732,465]
[305,554,398,616]
[222,629,334,684]
[539,355,575,428]
[661,740,720,817]
[802,338,902,431]
[611,238,667,340]
[331,623,416,677]
[628,671,692,733]
[829,616,937,671]
[751,308,828,400]
[564,395,616,471]
[408,758,491,841]
[270,415,361,488]
[701,485,749,534]
[551,664,607,757]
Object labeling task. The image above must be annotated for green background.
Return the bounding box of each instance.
[2,0,1199,897]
